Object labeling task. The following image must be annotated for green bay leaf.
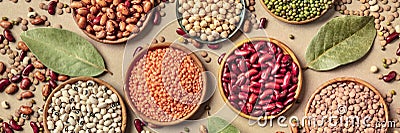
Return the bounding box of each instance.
[20,28,107,76]
[305,16,376,71]
[208,116,240,133]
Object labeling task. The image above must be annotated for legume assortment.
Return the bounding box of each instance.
[221,39,300,118]
[128,46,204,122]
[263,0,332,22]
[45,80,124,132]
[177,0,244,42]
[306,80,387,132]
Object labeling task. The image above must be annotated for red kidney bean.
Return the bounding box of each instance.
[260,89,273,99]
[246,102,253,113]
[284,97,295,106]
[383,71,397,82]
[134,119,144,132]
[48,1,57,15]
[234,50,250,56]
[248,93,258,104]
[249,53,258,64]
[263,103,275,111]
[49,70,58,80]
[385,32,399,44]
[20,51,27,60]
[238,92,249,100]
[10,75,21,83]
[176,28,186,36]
[22,64,34,76]
[207,44,220,50]
[0,78,11,91]
[228,95,239,102]
[153,11,161,25]
[218,53,226,64]
[288,84,298,93]
[259,18,267,29]
[258,54,273,63]
[0,34,4,43]
[20,78,31,90]
[251,110,264,117]
[29,121,39,133]
[49,80,57,89]
[9,119,22,131]
[4,30,15,42]
[3,122,13,133]
[230,102,240,110]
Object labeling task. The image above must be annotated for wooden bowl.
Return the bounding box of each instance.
[304,77,389,132]
[70,0,154,44]
[218,37,303,120]
[124,42,208,126]
[43,77,127,133]
[259,0,334,24]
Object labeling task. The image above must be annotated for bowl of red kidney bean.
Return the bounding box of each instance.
[219,37,302,120]
[124,42,208,126]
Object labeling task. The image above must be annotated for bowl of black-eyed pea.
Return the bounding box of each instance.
[305,77,389,133]
[176,0,246,44]
[43,77,127,133]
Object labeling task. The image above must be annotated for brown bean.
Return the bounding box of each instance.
[17,41,29,52]
[143,1,153,13]
[57,75,68,81]
[41,84,51,97]
[70,1,83,8]
[20,78,31,90]
[20,91,34,99]
[34,71,45,82]
[5,84,18,94]
[19,105,33,115]
[0,20,12,29]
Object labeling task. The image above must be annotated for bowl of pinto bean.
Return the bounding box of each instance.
[70,0,154,44]
[219,37,303,120]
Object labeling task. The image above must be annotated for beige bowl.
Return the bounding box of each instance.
[43,77,127,133]
[218,37,303,120]
[124,42,208,126]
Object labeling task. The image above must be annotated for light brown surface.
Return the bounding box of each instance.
[0,1,400,133]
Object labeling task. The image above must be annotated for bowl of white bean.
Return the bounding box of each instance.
[176,0,246,44]
[43,77,127,133]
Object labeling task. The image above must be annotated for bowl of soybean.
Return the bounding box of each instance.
[260,0,334,24]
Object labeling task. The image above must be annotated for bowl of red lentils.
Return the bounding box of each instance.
[124,42,207,126]
[70,0,155,44]
[218,37,303,120]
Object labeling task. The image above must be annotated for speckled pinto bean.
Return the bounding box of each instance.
[71,0,153,40]
[221,40,300,117]
[128,47,203,122]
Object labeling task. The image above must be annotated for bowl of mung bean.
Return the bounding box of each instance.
[124,42,207,126]
[70,0,155,44]
[43,77,127,133]
[219,37,303,120]
[304,77,389,132]
[260,0,334,24]
[176,0,246,44]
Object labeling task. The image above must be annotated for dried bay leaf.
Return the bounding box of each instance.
[305,16,376,71]
[20,28,109,76]
[208,116,240,133]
